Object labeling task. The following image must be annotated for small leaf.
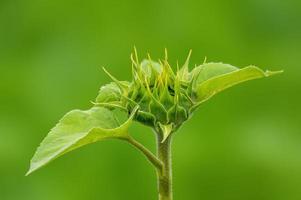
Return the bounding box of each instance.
[194,64,282,102]
[27,107,137,175]
[159,84,174,109]
[141,59,162,77]
[158,123,173,143]
[192,62,238,85]
[149,98,168,124]
[95,82,122,103]
[167,103,188,126]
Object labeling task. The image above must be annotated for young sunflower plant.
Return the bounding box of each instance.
[27,49,282,200]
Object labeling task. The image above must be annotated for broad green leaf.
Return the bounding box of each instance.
[194,64,282,102]
[27,106,137,175]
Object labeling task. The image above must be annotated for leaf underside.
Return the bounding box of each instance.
[26,107,135,175]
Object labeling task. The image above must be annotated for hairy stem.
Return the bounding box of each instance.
[126,136,163,173]
[157,134,173,200]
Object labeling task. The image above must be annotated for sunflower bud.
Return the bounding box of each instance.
[125,51,196,141]
[95,49,281,142]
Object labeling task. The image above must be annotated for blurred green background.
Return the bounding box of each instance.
[0,0,300,199]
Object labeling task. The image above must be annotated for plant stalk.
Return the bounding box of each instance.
[157,134,173,200]
[126,136,163,172]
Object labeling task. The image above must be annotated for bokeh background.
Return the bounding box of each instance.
[0,0,300,199]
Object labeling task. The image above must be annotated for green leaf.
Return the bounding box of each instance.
[134,110,156,127]
[27,106,137,175]
[95,82,121,103]
[177,50,192,83]
[194,64,282,102]
[95,82,131,111]
[192,63,238,85]
[141,59,162,77]
[167,103,188,126]
[158,123,173,143]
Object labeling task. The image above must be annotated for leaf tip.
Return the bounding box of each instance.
[25,170,31,176]
[164,48,168,61]
[203,56,207,64]
[183,49,192,67]
[25,164,36,176]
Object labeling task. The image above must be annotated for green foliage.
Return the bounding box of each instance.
[27,49,281,200]
[192,64,282,103]
[27,106,138,175]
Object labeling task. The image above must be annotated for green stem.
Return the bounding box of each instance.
[126,136,163,173]
[157,134,173,200]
